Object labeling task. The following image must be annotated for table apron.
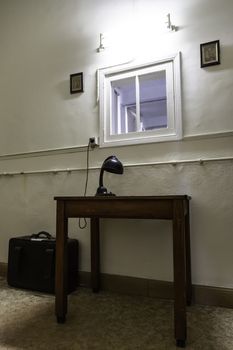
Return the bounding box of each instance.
[64,199,175,219]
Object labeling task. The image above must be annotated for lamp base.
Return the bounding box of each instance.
[95,186,116,196]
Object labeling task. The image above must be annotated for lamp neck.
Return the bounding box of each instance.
[99,168,104,187]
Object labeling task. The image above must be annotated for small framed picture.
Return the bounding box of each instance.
[70,72,84,94]
[200,40,220,68]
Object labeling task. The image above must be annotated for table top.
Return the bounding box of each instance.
[54,195,191,201]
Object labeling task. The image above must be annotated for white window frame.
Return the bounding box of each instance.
[98,53,182,148]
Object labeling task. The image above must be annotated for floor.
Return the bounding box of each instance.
[0,277,233,349]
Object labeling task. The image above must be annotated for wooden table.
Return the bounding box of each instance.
[54,196,191,348]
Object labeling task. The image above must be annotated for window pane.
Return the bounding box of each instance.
[111,77,136,135]
[99,54,182,147]
[139,71,167,131]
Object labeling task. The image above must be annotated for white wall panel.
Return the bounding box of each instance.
[0,0,232,289]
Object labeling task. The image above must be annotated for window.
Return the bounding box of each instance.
[98,53,182,147]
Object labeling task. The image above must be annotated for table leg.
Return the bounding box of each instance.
[55,201,68,323]
[173,200,187,347]
[91,218,100,293]
[185,200,192,306]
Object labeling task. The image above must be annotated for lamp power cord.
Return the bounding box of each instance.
[78,140,90,229]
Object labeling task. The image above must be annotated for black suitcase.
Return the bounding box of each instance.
[7,231,78,294]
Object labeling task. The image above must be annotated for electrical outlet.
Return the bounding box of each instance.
[89,137,98,148]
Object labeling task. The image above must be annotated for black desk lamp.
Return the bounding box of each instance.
[96,155,123,196]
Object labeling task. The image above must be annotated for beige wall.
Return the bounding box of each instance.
[0,0,232,288]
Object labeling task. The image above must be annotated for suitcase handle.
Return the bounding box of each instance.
[30,231,53,240]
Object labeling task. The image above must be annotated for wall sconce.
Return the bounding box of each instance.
[97,33,106,52]
[96,156,124,196]
[166,13,178,32]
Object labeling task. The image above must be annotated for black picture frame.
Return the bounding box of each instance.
[200,40,220,68]
[70,72,84,94]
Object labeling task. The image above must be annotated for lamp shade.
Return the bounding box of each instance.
[96,156,123,196]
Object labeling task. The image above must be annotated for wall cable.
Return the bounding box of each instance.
[78,141,91,229]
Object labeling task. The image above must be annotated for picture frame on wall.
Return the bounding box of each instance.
[200,40,220,68]
[70,72,84,94]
